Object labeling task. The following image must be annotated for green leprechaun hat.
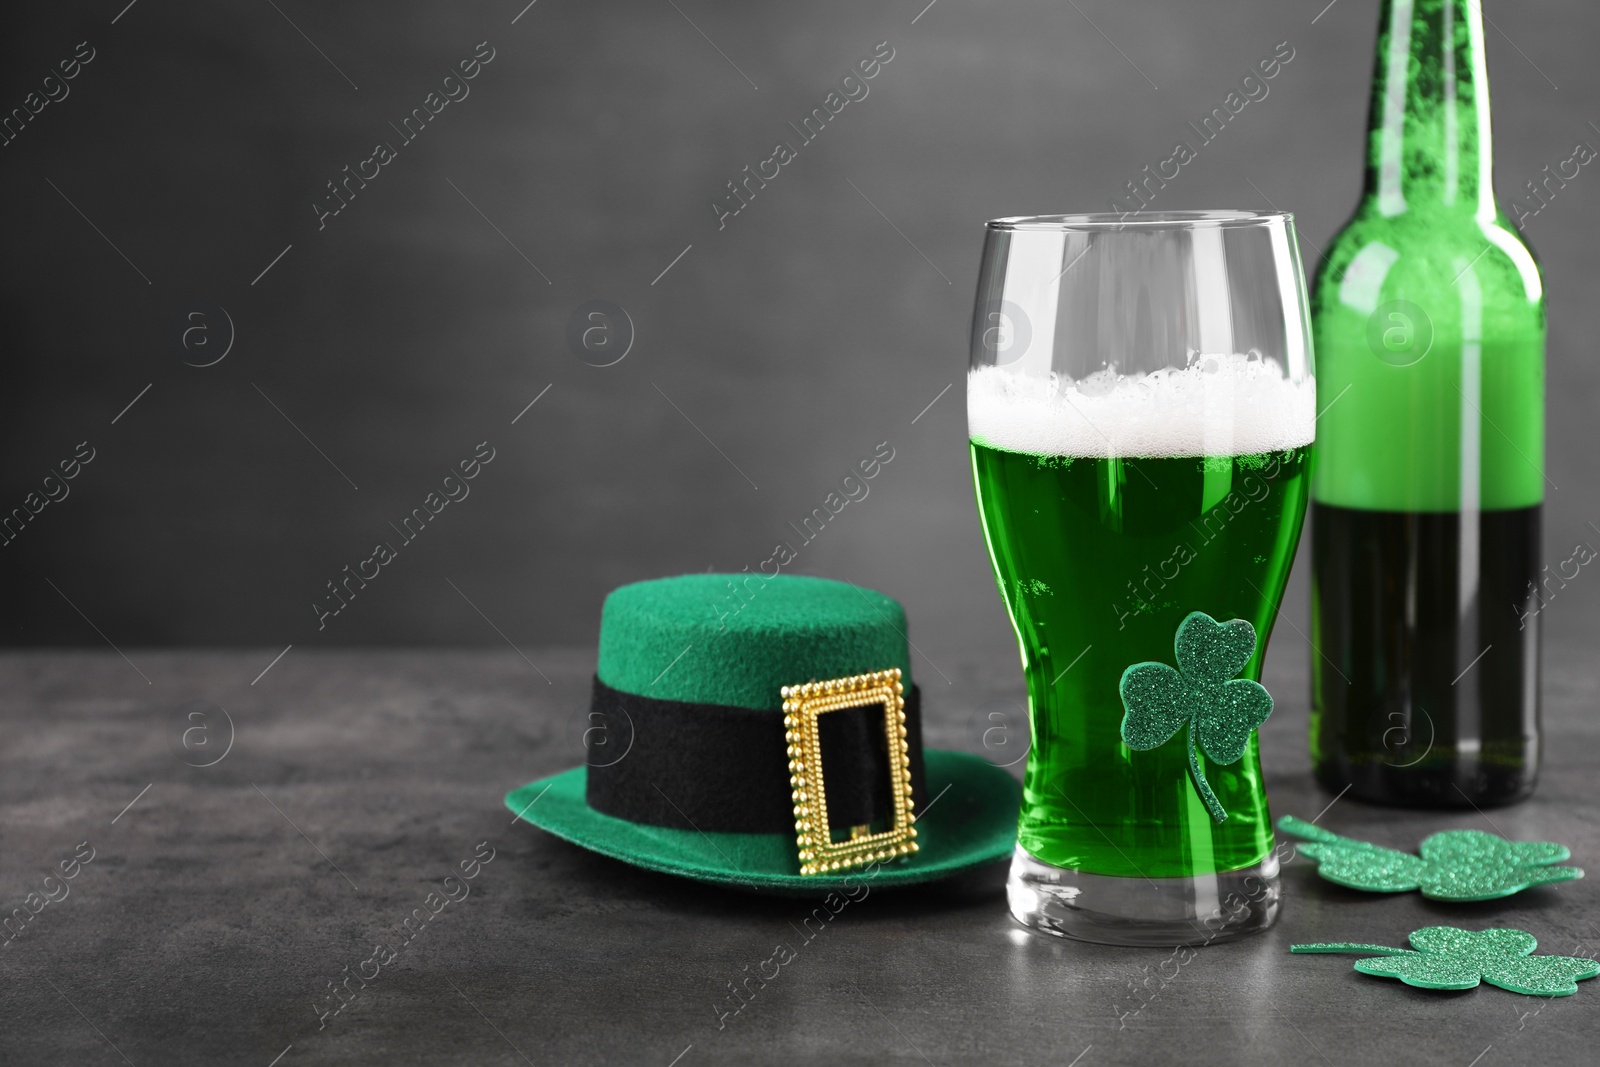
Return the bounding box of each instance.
[506,574,1020,893]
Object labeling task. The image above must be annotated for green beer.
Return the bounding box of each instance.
[971,430,1310,878]
[971,211,1315,943]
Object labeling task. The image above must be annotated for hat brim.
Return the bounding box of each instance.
[506,749,1019,894]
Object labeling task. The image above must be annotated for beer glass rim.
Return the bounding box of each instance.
[988,210,1293,232]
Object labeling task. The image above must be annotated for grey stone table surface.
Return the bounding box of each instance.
[2,647,1596,1067]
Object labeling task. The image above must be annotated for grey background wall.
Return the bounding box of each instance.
[2,0,1596,678]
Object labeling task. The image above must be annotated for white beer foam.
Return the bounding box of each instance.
[967,357,1315,458]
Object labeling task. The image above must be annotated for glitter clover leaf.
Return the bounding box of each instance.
[1278,815,1583,902]
[1292,927,1600,997]
[1118,611,1273,823]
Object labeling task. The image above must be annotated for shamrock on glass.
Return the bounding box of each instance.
[1278,815,1583,902]
[1119,611,1273,823]
[1292,926,1600,997]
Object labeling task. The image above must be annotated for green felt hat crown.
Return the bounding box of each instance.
[506,574,1020,894]
[597,574,913,708]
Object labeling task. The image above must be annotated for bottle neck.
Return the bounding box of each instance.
[1363,0,1495,219]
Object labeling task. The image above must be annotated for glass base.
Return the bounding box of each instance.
[1006,845,1280,947]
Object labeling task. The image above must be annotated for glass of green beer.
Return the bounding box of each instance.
[968,211,1314,945]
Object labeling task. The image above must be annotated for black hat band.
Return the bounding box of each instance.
[583,675,927,835]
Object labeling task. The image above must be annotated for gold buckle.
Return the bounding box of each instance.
[782,668,918,876]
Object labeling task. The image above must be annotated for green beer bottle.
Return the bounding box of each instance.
[1311,0,1545,806]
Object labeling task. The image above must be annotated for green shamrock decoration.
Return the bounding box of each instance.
[1292,927,1600,997]
[1279,815,1583,902]
[1118,611,1272,823]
